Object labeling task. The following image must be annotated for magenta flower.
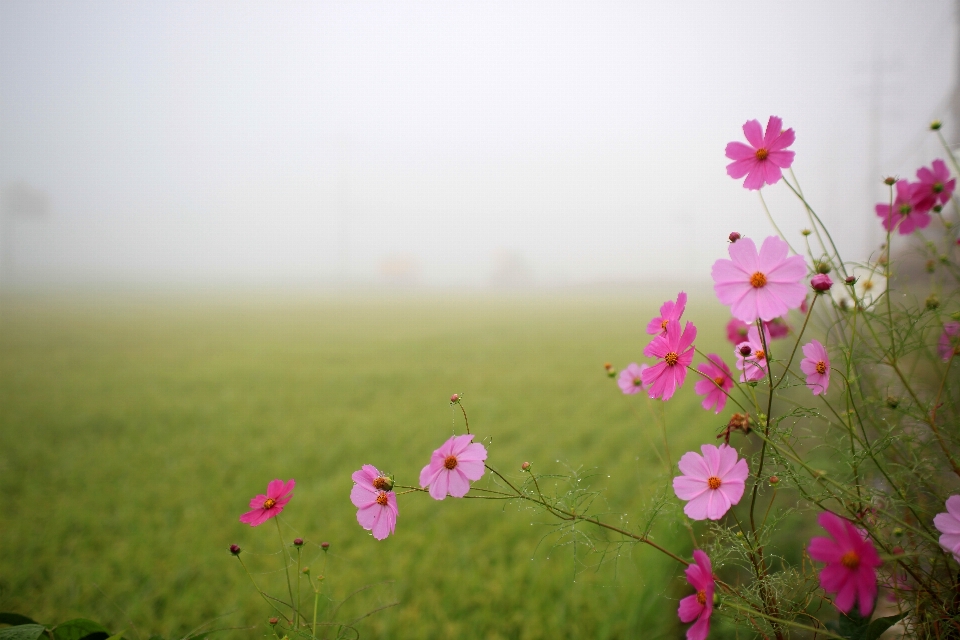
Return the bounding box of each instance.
[642,320,696,401]
[350,465,398,540]
[617,363,648,395]
[811,273,833,292]
[800,339,830,395]
[725,116,796,190]
[808,511,882,617]
[712,235,807,323]
[647,291,687,336]
[914,159,956,210]
[694,354,734,413]
[239,479,295,526]
[419,434,487,500]
[876,180,931,235]
[939,321,960,361]
[726,318,750,345]
[673,444,748,520]
[735,325,769,383]
[678,550,715,640]
[765,317,790,340]
[934,495,960,561]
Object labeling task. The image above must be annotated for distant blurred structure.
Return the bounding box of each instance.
[0,182,49,286]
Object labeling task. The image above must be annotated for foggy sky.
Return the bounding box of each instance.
[0,1,956,288]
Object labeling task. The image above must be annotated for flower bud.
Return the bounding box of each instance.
[838,299,849,311]
[814,261,831,275]
[739,345,752,357]
[450,393,460,403]
[521,461,531,471]
[926,259,936,273]
[230,544,241,556]
[801,228,812,236]
[892,546,905,555]
[728,232,741,243]
[293,538,304,547]
[268,617,279,626]
[934,204,944,213]
[811,274,833,292]
[926,294,940,310]
[713,592,721,607]
[940,254,949,264]
[769,475,779,485]
[892,527,904,538]
[302,566,310,574]
[931,120,943,130]
[844,276,856,285]
[320,541,330,551]
[886,396,900,409]
[883,176,897,186]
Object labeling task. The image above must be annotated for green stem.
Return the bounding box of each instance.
[275,517,298,628]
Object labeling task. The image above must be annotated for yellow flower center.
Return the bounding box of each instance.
[934,182,944,193]
[633,377,642,387]
[444,455,458,470]
[899,203,912,216]
[750,272,767,288]
[665,352,679,366]
[373,477,391,491]
[840,551,860,569]
[816,361,827,375]
[862,280,874,291]
[714,376,725,386]
[754,350,765,361]
[755,148,768,161]
[376,493,389,506]
[263,498,276,509]
[661,319,668,330]
[707,476,722,490]
[696,590,707,605]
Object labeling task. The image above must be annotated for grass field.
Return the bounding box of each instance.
[0,290,734,639]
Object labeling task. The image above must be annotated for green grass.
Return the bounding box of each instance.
[0,291,732,639]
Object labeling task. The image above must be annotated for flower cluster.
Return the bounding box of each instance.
[875,160,955,235]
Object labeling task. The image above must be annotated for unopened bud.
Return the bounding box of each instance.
[293,538,304,547]
[739,345,752,357]
[801,228,812,236]
[926,294,940,310]
[728,232,741,243]
[811,274,833,292]
[845,276,856,285]
[838,299,849,311]
[302,566,310,574]
[320,541,330,551]
[892,546,905,555]
[713,592,721,608]
[268,617,279,626]
[815,261,832,275]
[450,393,460,403]
[892,527,904,538]
[886,396,900,409]
[940,254,949,264]
[769,475,779,485]
[521,461,531,471]
[934,204,944,213]
[926,260,936,273]
[230,544,241,556]
[931,120,943,130]
[883,176,897,186]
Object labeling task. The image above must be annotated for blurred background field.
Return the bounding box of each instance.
[0,290,734,639]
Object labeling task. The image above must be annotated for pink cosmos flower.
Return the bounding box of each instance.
[642,320,696,401]
[876,180,931,235]
[712,235,807,323]
[914,159,956,210]
[419,434,487,500]
[678,550,715,640]
[765,317,790,339]
[673,444,749,520]
[939,321,960,361]
[350,465,398,540]
[647,291,687,336]
[811,273,833,292]
[239,479,295,526]
[694,354,734,413]
[808,511,882,617]
[735,325,770,383]
[617,363,648,395]
[726,318,750,345]
[725,116,796,190]
[800,339,830,395]
[933,495,960,561]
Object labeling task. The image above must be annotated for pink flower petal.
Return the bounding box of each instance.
[447,468,471,497]
[429,469,450,500]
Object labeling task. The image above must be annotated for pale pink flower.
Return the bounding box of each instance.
[617,363,648,395]
[712,236,807,323]
[800,339,830,395]
[939,322,960,361]
[694,355,733,414]
[808,511,882,617]
[876,180,931,235]
[933,495,960,561]
[642,320,696,401]
[419,435,487,500]
[673,444,749,520]
[350,465,398,540]
[914,159,956,210]
[735,325,770,383]
[678,550,715,640]
[239,479,295,526]
[647,291,687,336]
[725,116,796,190]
